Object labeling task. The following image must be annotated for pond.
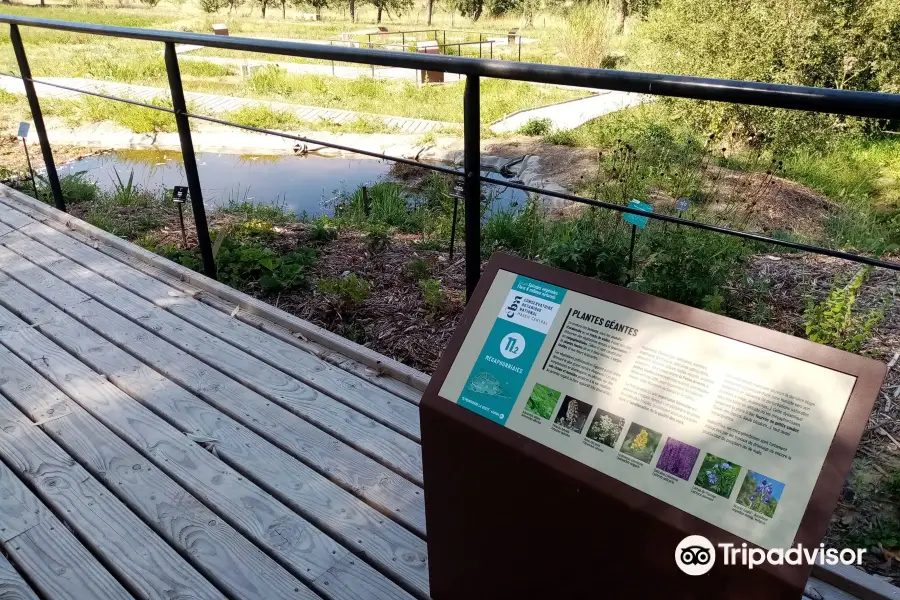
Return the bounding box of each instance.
[59,150,526,216]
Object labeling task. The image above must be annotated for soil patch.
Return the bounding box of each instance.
[0,135,95,181]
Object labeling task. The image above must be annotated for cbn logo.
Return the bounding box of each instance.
[500,333,525,359]
[506,295,522,318]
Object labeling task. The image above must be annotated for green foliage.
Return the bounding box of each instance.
[318,274,372,311]
[366,224,392,254]
[199,0,227,12]
[406,258,429,281]
[338,183,417,230]
[223,105,303,130]
[213,236,316,293]
[631,0,900,141]
[635,226,749,312]
[46,95,177,134]
[803,267,885,352]
[563,0,617,68]
[36,171,98,205]
[309,216,338,243]
[518,118,553,136]
[419,278,448,314]
[221,200,296,224]
[110,169,139,205]
[542,211,631,285]
[524,383,561,420]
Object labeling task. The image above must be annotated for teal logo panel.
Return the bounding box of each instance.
[458,276,567,425]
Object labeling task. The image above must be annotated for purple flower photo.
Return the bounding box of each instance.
[655,438,701,480]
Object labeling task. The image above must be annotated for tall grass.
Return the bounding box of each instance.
[563,0,618,69]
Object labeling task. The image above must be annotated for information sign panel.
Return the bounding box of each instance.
[421,253,886,600]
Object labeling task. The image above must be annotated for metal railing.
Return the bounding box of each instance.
[2,14,900,299]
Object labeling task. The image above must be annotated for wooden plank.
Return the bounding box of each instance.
[0,231,424,489]
[0,238,428,538]
[0,327,332,600]
[0,250,428,594]
[0,277,420,600]
[9,518,134,600]
[0,265,426,598]
[0,384,228,600]
[0,551,39,600]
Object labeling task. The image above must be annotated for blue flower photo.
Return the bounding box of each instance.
[693,453,742,498]
[736,471,785,518]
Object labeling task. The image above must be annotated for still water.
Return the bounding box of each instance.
[60,150,525,216]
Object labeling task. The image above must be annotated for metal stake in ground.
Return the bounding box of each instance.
[17,122,38,198]
[449,179,464,260]
[173,185,189,248]
[627,223,637,279]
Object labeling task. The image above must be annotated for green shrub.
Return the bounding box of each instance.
[518,118,553,136]
[631,0,900,141]
[803,267,885,352]
[222,201,295,224]
[366,225,392,255]
[309,216,338,243]
[223,105,302,131]
[419,278,448,314]
[406,258,430,280]
[318,274,372,311]
[36,171,98,205]
[542,128,577,146]
[635,226,749,311]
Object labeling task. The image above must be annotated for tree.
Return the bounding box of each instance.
[258,0,270,17]
[349,0,356,21]
[455,0,482,20]
[426,0,433,24]
[199,0,227,13]
[367,0,412,23]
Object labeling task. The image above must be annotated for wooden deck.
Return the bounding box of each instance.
[0,185,886,600]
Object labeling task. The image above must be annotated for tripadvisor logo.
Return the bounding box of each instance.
[675,535,865,575]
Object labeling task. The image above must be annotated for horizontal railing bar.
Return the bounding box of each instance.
[183,111,464,176]
[2,15,900,119]
[484,176,900,272]
[0,71,177,113]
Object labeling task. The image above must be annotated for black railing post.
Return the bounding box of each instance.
[9,24,65,212]
[463,75,481,301]
[164,42,217,280]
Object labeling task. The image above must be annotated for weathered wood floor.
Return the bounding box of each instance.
[0,186,881,600]
[0,188,428,600]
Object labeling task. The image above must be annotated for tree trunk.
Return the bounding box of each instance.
[614,0,628,33]
[316,4,321,17]
[261,0,267,17]
[349,0,355,21]
[377,4,382,22]
[282,0,286,17]
[425,0,433,25]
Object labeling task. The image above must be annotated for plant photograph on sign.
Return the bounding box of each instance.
[619,422,662,463]
[655,438,701,480]
[553,395,592,434]
[524,383,562,420]
[585,408,626,448]
[736,471,785,518]
[694,453,742,498]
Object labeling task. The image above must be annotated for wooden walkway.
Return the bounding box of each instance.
[0,185,428,600]
[0,185,885,600]
[0,75,452,134]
